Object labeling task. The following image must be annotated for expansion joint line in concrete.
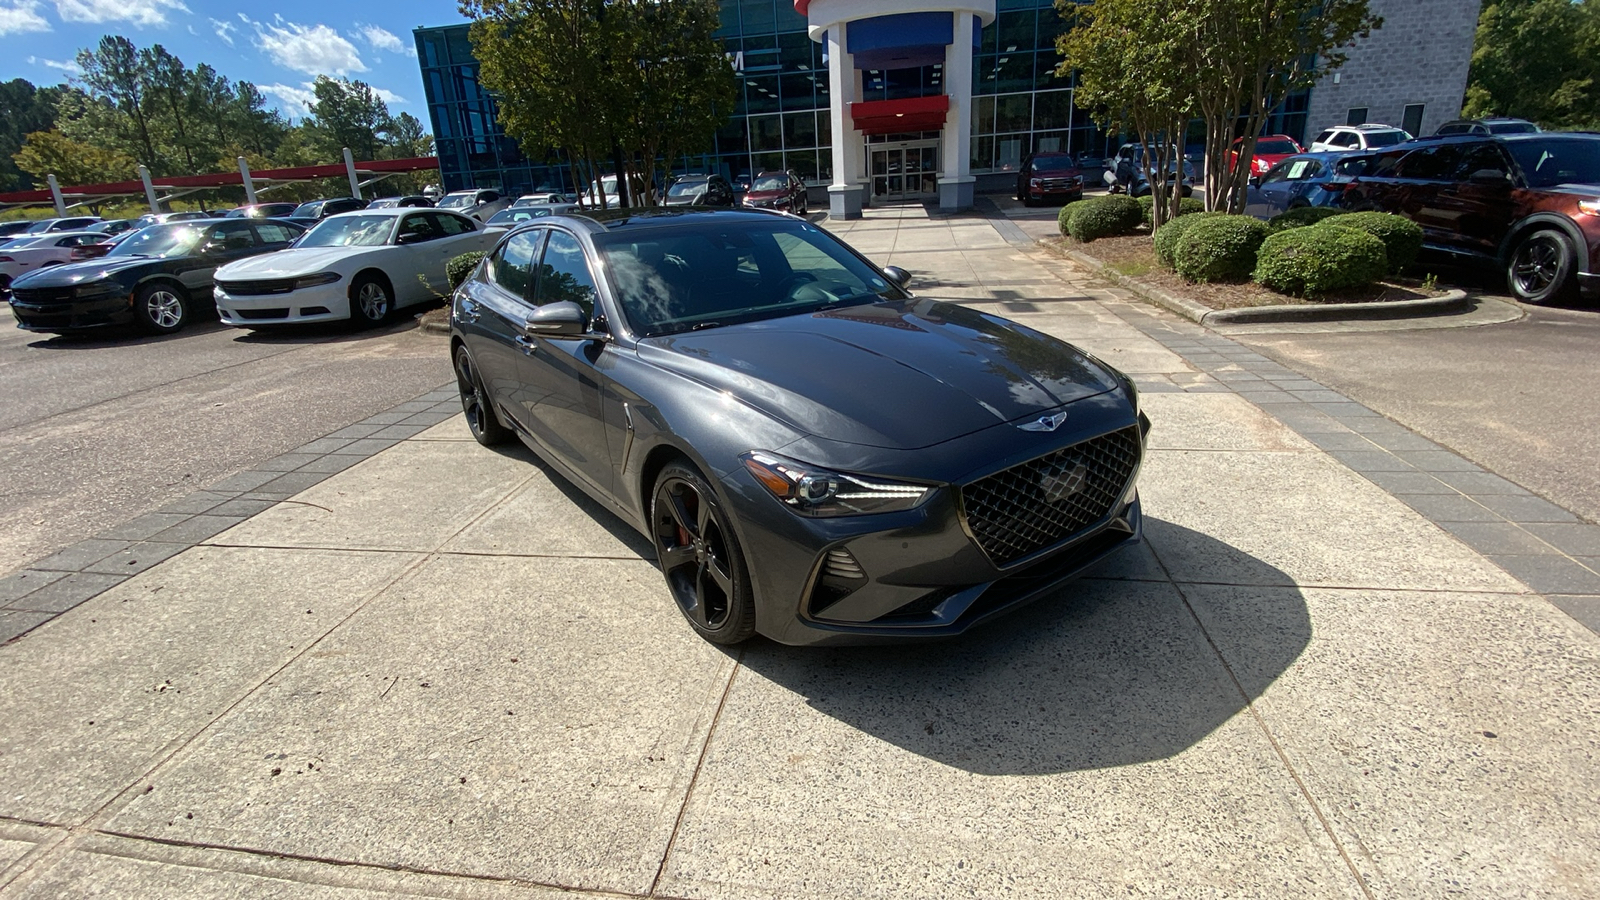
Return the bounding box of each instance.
[648,644,746,898]
[0,469,545,898]
[1144,544,1378,900]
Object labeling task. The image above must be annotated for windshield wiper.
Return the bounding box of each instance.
[687,321,722,332]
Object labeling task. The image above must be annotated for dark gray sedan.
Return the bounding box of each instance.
[449,209,1148,645]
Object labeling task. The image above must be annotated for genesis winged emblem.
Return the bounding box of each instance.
[1018,411,1068,432]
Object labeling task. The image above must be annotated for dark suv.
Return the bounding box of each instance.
[664,174,735,207]
[1339,133,1600,304]
[1015,152,1084,206]
[741,170,808,214]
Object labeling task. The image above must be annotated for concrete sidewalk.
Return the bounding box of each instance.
[1,203,1597,899]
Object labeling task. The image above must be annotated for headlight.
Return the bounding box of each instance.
[1579,199,1600,217]
[73,281,121,299]
[741,452,932,517]
[1030,178,1043,187]
[293,272,342,289]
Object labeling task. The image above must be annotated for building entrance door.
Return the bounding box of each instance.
[870,141,940,202]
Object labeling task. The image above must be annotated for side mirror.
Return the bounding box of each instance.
[523,301,589,337]
[199,241,224,256]
[396,232,428,245]
[882,265,913,290]
[1248,175,1261,188]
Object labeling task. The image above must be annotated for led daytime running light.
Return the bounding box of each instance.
[742,452,930,517]
[1579,199,1600,217]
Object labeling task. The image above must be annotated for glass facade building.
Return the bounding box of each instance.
[415,1,1310,200]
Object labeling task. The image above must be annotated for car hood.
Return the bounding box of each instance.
[11,254,166,287]
[215,247,371,279]
[1538,183,1600,197]
[636,299,1121,450]
[743,189,788,200]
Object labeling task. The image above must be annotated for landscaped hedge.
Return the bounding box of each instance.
[1138,194,1205,227]
[1171,214,1269,283]
[1253,223,1389,296]
[1267,206,1345,232]
[1066,194,1143,242]
[1153,210,1228,269]
[446,251,487,290]
[1320,211,1422,273]
[1058,199,1086,236]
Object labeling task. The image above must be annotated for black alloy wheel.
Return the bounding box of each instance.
[454,344,511,446]
[134,283,188,334]
[651,461,756,644]
[349,274,392,327]
[1508,229,1576,305]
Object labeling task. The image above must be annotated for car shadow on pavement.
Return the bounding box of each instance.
[736,520,1310,776]
[24,320,232,349]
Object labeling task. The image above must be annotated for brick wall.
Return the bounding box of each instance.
[1305,0,1480,139]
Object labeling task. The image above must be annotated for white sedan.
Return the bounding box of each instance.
[0,232,108,292]
[212,208,494,328]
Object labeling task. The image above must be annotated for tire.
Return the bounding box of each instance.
[453,343,511,446]
[349,274,392,327]
[651,461,756,645]
[1507,229,1577,305]
[134,283,188,334]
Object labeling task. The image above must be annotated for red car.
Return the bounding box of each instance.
[740,170,808,214]
[1015,152,1084,206]
[1231,135,1305,177]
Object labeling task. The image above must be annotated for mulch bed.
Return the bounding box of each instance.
[1047,230,1446,310]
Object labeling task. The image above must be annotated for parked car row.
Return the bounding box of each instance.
[7,207,498,336]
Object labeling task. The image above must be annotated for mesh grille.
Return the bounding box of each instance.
[217,278,296,296]
[961,426,1141,567]
[10,287,74,306]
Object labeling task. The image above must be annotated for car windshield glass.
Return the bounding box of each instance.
[667,181,708,198]
[750,176,786,192]
[1031,157,1075,173]
[1257,139,1298,154]
[1366,131,1407,147]
[5,236,48,248]
[297,215,394,248]
[596,220,905,338]
[290,202,323,217]
[1508,139,1600,187]
[436,194,473,208]
[106,223,202,258]
[1490,122,1539,134]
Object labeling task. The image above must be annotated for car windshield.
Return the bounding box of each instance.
[1257,139,1299,154]
[3,236,48,249]
[488,208,551,225]
[1366,131,1408,147]
[106,223,202,258]
[1489,121,1539,134]
[667,180,708,198]
[297,215,395,248]
[750,175,787,192]
[1508,139,1600,187]
[437,194,474,208]
[596,220,905,338]
[1031,157,1075,173]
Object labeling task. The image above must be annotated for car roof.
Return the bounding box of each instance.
[1405,131,1596,147]
[549,207,793,234]
[320,207,431,219]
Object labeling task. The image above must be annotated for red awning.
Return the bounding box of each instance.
[848,95,951,136]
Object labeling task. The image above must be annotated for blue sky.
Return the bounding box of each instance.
[0,0,469,123]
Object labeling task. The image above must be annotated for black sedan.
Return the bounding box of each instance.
[450,209,1147,646]
[8,218,304,334]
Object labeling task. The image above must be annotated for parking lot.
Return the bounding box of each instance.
[1,204,1597,898]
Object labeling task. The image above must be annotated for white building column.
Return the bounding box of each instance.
[938,12,976,212]
[826,28,865,219]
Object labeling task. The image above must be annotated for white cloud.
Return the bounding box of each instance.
[260,82,316,118]
[373,86,406,105]
[210,17,234,47]
[0,1,49,35]
[28,55,80,75]
[356,23,411,56]
[53,0,189,27]
[247,15,367,76]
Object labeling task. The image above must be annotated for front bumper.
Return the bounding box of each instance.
[724,401,1151,646]
[1579,272,1600,301]
[10,289,136,332]
[215,282,349,326]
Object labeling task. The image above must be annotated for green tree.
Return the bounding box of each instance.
[462,0,735,207]
[1464,0,1600,129]
[0,79,65,190]
[75,36,159,169]
[141,44,206,173]
[13,128,137,189]
[305,76,392,162]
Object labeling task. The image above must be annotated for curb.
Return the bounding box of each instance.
[1048,238,1471,326]
[419,309,451,335]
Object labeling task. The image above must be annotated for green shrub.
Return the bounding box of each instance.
[1138,194,1205,226]
[1253,223,1389,297]
[446,251,487,290]
[1067,195,1143,242]
[1321,211,1422,273]
[1267,206,1345,232]
[1058,199,1086,236]
[1153,210,1228,269]
[1172,214,1269,283]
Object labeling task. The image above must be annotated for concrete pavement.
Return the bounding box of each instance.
[2,202,1598,898]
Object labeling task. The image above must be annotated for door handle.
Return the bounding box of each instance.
[514,335,538,355]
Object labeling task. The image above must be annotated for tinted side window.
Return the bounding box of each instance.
[1313,130,1334,146]
[253,223,299,244]
[398,213,440,242]
[534,231,598,317]
[209,222,259,249]
[490,230,542,300]
[1454,142,1512,181]
[432,212,475,236]
[1367,150,1407,178]
[1396,145,1462,180]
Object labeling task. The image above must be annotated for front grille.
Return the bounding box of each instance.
[1038,177,1081,190]
[217,278,296,296]
[960,426,1141,567]
[10,286,74,306]
[234,307,290,320]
